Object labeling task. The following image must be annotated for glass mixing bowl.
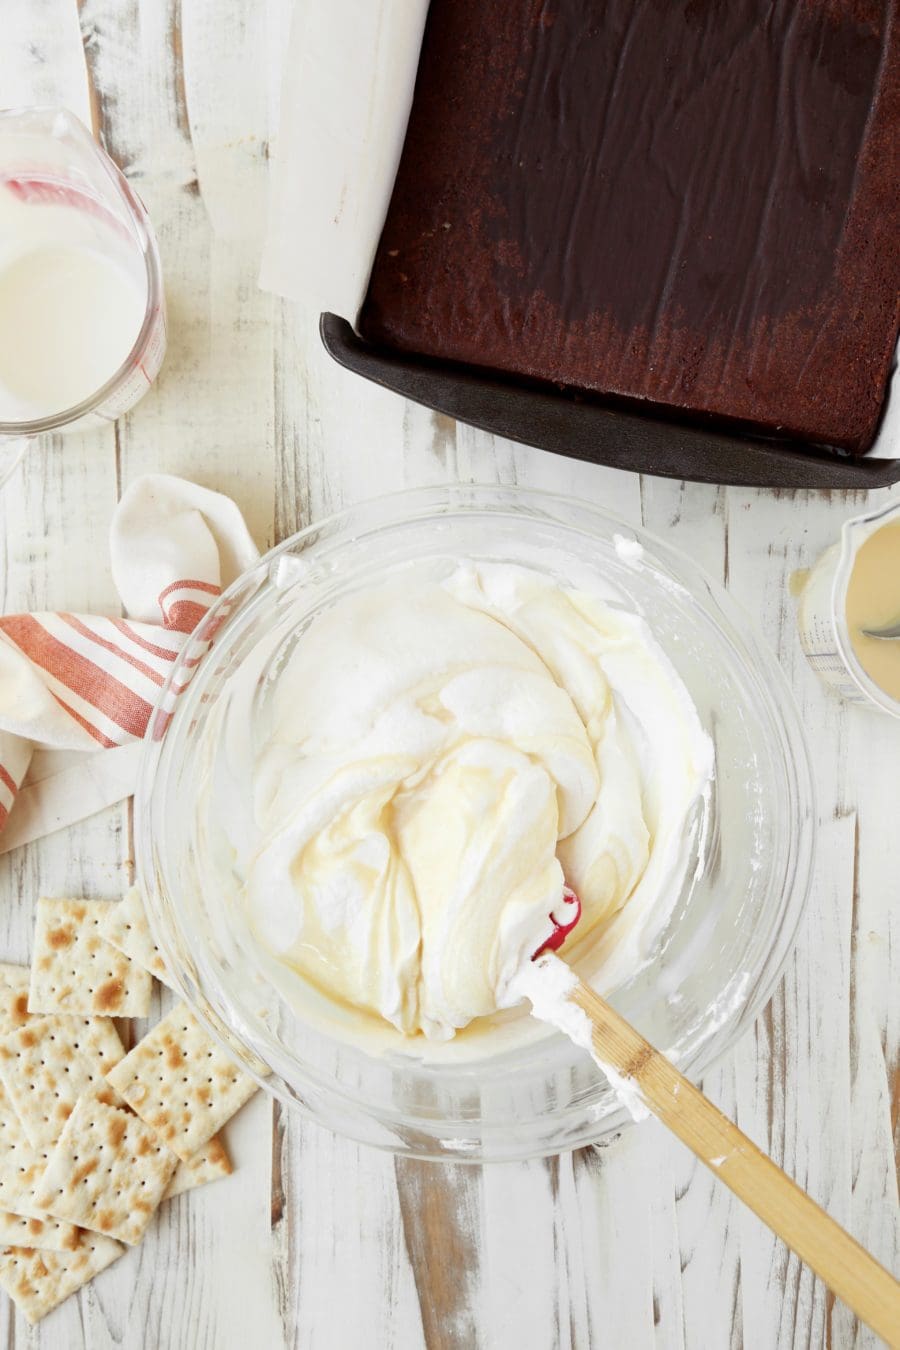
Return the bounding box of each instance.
[136,484,814,1161]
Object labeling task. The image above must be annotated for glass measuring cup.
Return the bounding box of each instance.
[0,107,166,487]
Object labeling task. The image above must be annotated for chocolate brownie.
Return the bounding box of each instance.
[360,0,900,454]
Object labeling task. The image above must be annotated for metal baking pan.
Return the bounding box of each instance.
[322,314,900,490]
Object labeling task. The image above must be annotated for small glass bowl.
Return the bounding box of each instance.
[796,495,900,717]
[136,484,814,1161]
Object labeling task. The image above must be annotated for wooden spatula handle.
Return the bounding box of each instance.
[571,979,900,1348]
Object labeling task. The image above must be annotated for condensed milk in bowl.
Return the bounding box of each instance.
[0,107,165,486]
[796,496,900,717]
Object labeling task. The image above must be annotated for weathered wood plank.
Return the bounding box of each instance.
[0,1,286,1345]
[0,5,124,1345]
[723,489,899,1350]
[276,1120,424,1350]
[0,0,90,119]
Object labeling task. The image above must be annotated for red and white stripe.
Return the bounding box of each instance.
[0,727,40,831]
[0,577,220,775]
[158,579,221,634]
[0,764,18,827]
[0,472,262,842]
[109,617,185,667]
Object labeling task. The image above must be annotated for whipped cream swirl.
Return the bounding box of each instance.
[229,562,713,1042]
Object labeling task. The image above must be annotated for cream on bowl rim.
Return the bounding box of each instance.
[135,484,815,1162]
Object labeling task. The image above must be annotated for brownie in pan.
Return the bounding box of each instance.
[360,0,900,458]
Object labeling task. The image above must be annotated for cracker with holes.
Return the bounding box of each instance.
[0,1231,122,1324]
[0,963,35,1035]
[33,1092,178,1246]
[78,1081,232,1201]
[0,1209,79,1252]
[106,1003,258,1161]
[0,1083,80,1250]
[164,1132,232,1200]
[0,1013,124,1149]
[28,898,152,1018]
[97,885,173,988]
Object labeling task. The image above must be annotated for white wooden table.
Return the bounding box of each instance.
[1,4,898,1346]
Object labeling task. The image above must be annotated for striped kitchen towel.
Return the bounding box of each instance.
[0,474,259,835]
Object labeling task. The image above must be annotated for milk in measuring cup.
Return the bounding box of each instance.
[0,178,147,421]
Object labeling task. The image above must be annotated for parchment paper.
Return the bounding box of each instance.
[259,0,429,321]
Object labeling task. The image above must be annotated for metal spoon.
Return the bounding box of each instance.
[861,620,900,640]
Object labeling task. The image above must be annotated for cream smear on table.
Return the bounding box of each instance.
[0,178,146,422]
[200,559,713,1060]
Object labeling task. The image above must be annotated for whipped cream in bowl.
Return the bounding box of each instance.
[137,485,814,1160]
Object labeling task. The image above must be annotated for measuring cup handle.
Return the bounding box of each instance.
[0,435,30,490]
